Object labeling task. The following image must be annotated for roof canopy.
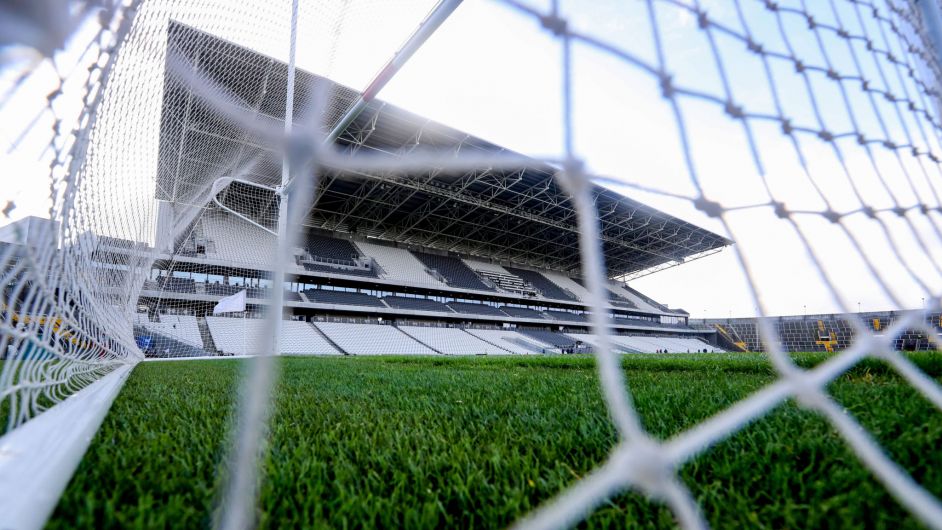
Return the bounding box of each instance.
[158,22,730,278]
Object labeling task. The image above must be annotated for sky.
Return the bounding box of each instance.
[2,0,941,318]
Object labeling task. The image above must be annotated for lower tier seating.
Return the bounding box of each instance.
[205,317,341,355]
[518,329,577,349]
[314,321,436,355]
[143,315,202,348]
[465,328,549,354]
[397,325,512,355]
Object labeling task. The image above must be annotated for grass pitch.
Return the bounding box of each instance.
[49,353,942,528]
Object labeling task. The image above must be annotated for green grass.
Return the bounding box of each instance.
[48,353,942,529]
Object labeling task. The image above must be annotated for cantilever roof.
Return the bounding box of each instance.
[158,22,730,278]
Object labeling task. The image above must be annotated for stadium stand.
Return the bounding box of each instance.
[314,321,437,355]
[465,328,549,354]
[303,289,385,308]
[143,314,202,348]
[206,283,242,296]
[301,262,377,277]
[499,306,547,319]
[611,283,669,313]
[397,325,511,355]
[382,296,452,312]
[413,252,494,291]
[355,241,444,286]
[159,277,196,293]
[201,211,276,267]
[504,267,577,301]
[134,325,208,358]
[464,259,538,296]
[566,333,638,353]
[447,302,506,317]
[204,317,341,355]
[519,329,578,349]
[305,234,360,263]
[543,309,587,322]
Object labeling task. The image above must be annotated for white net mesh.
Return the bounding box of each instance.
[2,0,942,527]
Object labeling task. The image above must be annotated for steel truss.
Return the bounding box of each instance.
[159,22,730,278]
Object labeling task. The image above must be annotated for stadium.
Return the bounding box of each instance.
[2,1,942,529]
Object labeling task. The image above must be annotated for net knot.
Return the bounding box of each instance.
[892,206,907,218]
[693,196,723,218]
[554,158,588,195]
[617,440,674,501]
[772,201,789,219]
[861,206,877,219]
[539,14,567,36]
[658,72,675,99]
[697,11,709,30]
[822,210,842,223]
[790,377,826,411]
[781,119,793,136]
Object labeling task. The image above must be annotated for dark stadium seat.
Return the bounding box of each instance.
[305,234,360,264]
[160,277,196,293]
[303,289,385,307]
[412,252,494,291]
[382,296,450,312]
[503,267,577,301]
[206,283,241,296]
[499,306,547,319]
[447,302,505,316]
[543,309,586,322]
[302,262,377,278]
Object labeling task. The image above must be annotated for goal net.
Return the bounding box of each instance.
[1,0,941,528]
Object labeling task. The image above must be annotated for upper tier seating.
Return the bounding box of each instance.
[518,329,577,349]
[382,296,451,312]
[305,234,359,264]
[398,325,511,355]
[356,241,444,286]
[205,317,340,355]
[563,276,638,308]
[465,259,538,296]
[504,267,577,301]
[412,252,493,291]
[447,302,506,317]
[314,321,436,355]
[499,306,547,319]
[540,271,589,302]
[202,212,276,267]
[303,289,385,307]
[609,283,665,312]
[465,328,548,354]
